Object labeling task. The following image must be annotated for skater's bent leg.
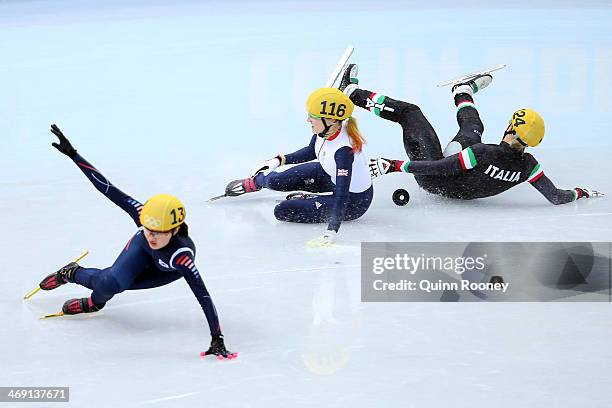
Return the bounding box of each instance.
[255,162,335,193]
[350,88,421,124]
[88,269,123,305]
[443,93,485,156]
[274,187,373,224]
[129,267,182,290]
[350,88,443,161]
[274,195,335,223]
[75,237,152,305]
[73,267,104,290]
[343,187,374,221]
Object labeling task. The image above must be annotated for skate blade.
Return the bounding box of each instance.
[40,311,64,319]
[325,46,354,87]
[437,64,506,87]
[39,311,103,320]
[206,194,227,203]
[24,250,89,300]
[23,287,41,300]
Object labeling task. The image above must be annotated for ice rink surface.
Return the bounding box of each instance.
[1,1,612,406]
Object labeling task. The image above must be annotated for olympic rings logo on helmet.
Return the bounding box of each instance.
[139,193,186,232]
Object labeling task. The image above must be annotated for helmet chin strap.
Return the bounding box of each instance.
[502,128,528,147]
[316,118,336,139]
[501,129,514,143]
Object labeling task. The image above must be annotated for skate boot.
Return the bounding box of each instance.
[62,296,105,315]
[224,177,260,197]
[339,63,359,97]
[451,74,492,97]
[39,262,80,291]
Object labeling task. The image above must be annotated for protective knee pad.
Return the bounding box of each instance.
[443,141,463,157]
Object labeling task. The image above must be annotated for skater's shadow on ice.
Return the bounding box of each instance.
[101,307,194,332]
[419,194,560,210]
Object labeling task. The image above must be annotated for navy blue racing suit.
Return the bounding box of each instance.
[254,133,373,232]
[68,153,221,336]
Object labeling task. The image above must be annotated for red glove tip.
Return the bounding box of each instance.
[199,351,207,357]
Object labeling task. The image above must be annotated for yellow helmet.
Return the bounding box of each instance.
[507,108,545,147]
[306,87,354,121]
[139,193,186,232]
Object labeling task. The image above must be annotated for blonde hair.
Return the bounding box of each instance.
[507,138,526,154]
[346,116,365,153]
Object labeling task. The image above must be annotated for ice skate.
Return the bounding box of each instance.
[339,63,359,97]
[39,262,80,291]
[437,63,505,88]
[224,177,260,197]
[451,74,492,97]
[62,297,105,315]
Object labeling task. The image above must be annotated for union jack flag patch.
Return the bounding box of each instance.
[337,169,349,176]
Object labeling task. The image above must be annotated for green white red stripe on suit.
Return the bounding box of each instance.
[527,164,544,183]
[458,147,477,170]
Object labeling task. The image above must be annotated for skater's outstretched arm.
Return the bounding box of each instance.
[406,155,465,176]
[250,135,318,177]
[526,162,604,204]
[371,147,479,178]
[328,147,354,232]
[50,124,143,225]
[170,248,222,337]
[392,153,466,176]
[529,175,578,205]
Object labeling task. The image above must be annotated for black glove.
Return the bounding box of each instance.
[201,334,238,360]
[50,124,77,158]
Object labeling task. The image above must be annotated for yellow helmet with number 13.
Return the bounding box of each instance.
[140,193,186,232]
